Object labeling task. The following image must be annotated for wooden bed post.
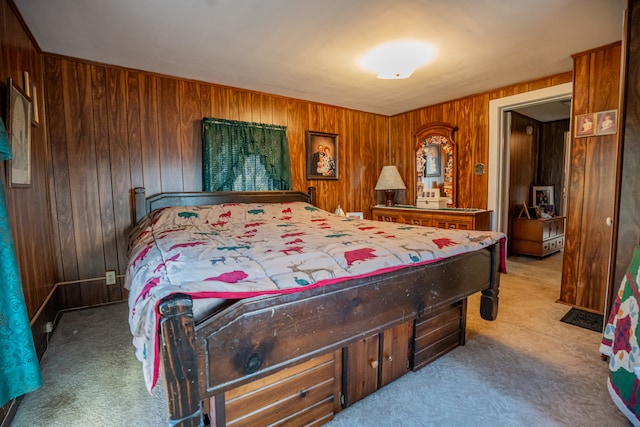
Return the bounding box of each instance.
[308,186,317,206]
[158,295,203,427]
[480,243,501,320]
[134,187,147,223]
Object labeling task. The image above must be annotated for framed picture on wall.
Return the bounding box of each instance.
[575,113,595,138]
[6,77,32,188]
[306,130,339,180]
[424,143,441,177]
[595,110,617,135]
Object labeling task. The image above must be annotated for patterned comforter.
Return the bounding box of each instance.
[125,201,506,391]
[600,246,640,425]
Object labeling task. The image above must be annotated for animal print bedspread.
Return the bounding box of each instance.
[125,201,505,391]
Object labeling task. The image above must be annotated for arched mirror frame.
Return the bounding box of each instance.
[414,122,458,208]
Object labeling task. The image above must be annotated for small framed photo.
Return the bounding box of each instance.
[6,77,32,188]
[346,212,364,219]
[595,110,617,135]
[306,130,339,180]
[424,143,441,177]
[532,185,554,210]
[575,113,595,138]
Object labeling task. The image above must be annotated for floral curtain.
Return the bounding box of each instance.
[202,118,291,191]
[0,117,41,406]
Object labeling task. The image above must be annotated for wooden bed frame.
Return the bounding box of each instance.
[131,187,500,427]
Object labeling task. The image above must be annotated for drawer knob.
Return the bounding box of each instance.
[370,359,379,369]
[386,355,393,362]
[606,217,613,227]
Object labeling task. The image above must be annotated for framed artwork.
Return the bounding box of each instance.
[424,143,441,177]
[6,77,32,187]
[575,113,595,138]
[595,110,617,135]
[532,185,554,210]
[306,130,339,180]
[23,71,39,126]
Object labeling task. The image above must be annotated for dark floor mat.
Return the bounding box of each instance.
[560,308,604,332]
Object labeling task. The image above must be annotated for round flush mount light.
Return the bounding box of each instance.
[359,40,436,79]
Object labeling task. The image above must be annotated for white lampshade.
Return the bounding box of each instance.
[375,166,407,191]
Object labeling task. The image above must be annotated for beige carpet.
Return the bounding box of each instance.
[11,253,629,426]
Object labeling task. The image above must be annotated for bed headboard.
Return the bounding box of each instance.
[133,187,316,224]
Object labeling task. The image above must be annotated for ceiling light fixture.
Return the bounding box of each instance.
[359,40,436,79]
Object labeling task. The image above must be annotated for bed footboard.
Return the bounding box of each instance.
[159,295,203,427]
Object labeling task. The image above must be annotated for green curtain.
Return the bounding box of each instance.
[0,117,42,407]
[202,118,292,191]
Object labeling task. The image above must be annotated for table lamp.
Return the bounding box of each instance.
[374,165,406,206]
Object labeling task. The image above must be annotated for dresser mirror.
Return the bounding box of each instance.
[414,123,458,208]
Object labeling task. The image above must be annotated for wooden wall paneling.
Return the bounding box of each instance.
[337,108,351,211]
[91,65,120,301]
[578,44,621,311]
[139,73,161,198]
[538,119,570,210]
[472,94,489,209]
[46,57,78,283]
[561,54,590,306]
[372,114,388,211]
[127,71,143,189]
[272,96,288,127]
[106,67,133,282]
[156,77,182,192]
[561,43,621,312]
[286,97,308,192]
[233,88,252,122]
[179,80,202,191]
[212,85,230,119]
[457,97,474,208]
[359,111,377,213]
[200,83,213,120]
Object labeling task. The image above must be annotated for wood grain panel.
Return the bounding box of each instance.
[560,43,621,312]
[139,73,161,197]
[157,77,182,192]
[45,56,78,281]
[179,80,201,190]
[106,67,133,277]
[538,119,570,210]
[91,65,120,300]
[65,61,104,280]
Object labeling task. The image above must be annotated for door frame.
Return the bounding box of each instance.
[488,82,573,233]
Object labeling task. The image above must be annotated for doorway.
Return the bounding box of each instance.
[488,83,573,234]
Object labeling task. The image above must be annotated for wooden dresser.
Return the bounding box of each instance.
[370,205,492,231]
[511,216,565,257]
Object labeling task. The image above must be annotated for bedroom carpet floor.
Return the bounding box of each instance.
[10,253,629,427]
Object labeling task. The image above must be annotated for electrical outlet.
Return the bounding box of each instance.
[105,270,116,285]
[44,321,53,333]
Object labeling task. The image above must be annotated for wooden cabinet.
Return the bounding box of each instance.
[511,217,565,258]
[218,351,342,426]
[214,299,468,425]
[342,321,413,407]
[371,206,492,231]
[413,300,466,370]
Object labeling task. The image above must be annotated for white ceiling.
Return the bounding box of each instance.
[14,0,625,116]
